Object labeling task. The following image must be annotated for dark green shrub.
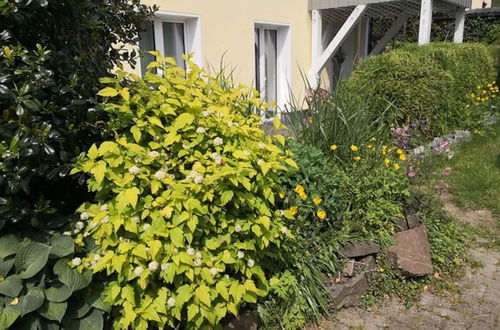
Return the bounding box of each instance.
[342,43,495,138]
[0,0,154,229]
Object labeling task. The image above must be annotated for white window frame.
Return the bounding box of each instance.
[138,11,202,76]
[254,21,292,115]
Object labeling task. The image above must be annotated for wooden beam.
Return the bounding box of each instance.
[418,0,433,45]
[309,9,323,88]
[370,14,409,56]
[453,7,465,43]
[310,5,367,79]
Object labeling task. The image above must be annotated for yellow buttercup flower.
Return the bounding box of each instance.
[399,153,407,161]
[393,163,400,170]
[350,145,359,152]
[294,184,304,194]
[330,144,338,150]
[313,197,322,205]
[279,192,285,199]
[289,206,298,216]
[384,158,391,166]
[396,149,404,154]
[370,137,377,142]
[299,191,308,200]
[353,156,361,161]
[316,210,326,220]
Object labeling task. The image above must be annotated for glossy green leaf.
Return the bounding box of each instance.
[14,242,51,279]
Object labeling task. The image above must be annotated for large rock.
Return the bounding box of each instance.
[387,225,432,277]
[341,241,380,258]
[223,310,258,330]
[330,274,368,309]
[394,214,423,231]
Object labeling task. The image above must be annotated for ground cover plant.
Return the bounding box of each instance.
[71,54,298,329]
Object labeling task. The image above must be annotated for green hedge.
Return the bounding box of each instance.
[342,43,496,137]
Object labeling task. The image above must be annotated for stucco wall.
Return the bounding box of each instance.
[125,0,312,103]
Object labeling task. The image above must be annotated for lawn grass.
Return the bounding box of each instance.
[445,123,500,215]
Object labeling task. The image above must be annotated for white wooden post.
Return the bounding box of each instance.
[309,9,323,89]
[418,0,433,45]
[370,14,409,55]
[453,7,465,43]
[309,4,367,82]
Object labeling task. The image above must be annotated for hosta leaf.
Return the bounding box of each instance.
[19,287,45,316]
[53,259,92,291]
[49,234,74,258]
[65,297,90,319]
[0,275,23,297]
[44,282,73,303]
[0,257,15,277]
[14,242,51,279]
[0,235,20,258]
[0,306,20,330]
[38,301,67,322]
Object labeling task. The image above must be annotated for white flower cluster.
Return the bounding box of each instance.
[196,127,206,134]
[148,261,159,272]
[154,170,166,180]
[100,204,109,211]
[210,152,223,165]
[237,250,245,259]
[201,110,212,117]
[186,170,204,184]
[128,166,141,175]
[148,150,160,158]
[213,137,224,146]
[234,224,242,232]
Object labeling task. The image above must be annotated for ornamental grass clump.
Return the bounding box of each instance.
[71,54,297,329]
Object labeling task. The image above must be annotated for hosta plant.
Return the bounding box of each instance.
[72,54,297,329]
[0,232,108,330]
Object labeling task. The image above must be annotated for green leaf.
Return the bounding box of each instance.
[49,234,74,258]
[195,285,211,306]
[0,275,23,297]
[116,187,140,212]
[0,235,20,258]
[215,281,229,301]
[44,282,73,303]
[220,191,234,206]
[38,301,67,322]
[90,161,106,186]
[170,228,184,248]
[64,309,103,330]
[172,113,194,131]
[187,304,199,321]
[97,87,118,97]
[0,257,15,277]
[0,307,20,330]
[15,242,51,279]
[19,287,45,316]
[130,126,141,143]
[205,238,221,250]
[53,259,92,291]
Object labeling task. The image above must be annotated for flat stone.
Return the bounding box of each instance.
[387,224,433,277]
[223,310,258,330]
[341,241,380,258]
[330,273,368,309]
[405,214,423,229]
[342,260,355,277]
[358,255,378,272]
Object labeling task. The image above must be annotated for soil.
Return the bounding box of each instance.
[307,195,500,330]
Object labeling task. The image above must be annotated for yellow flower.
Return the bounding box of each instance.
[350,145,359,152]
[396,148,404,154]
[279,192,285,199]
[299,191,308,200]
[393,163,400,170]
[487,83,492,88]
[370,137,377,142]
[330,144,338,150]
[367,144,373,150]
[313,197,322,205]
[384,158,391,166]
[476,85,481,89]
[470,93,475,98]
[353,156,361,161]
[289,206,298,216]
[294,184,304,194]
[316,210,326,220]
[10,297,19,306]
[399,153,407,161]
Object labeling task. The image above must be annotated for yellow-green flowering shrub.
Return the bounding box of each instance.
[71,54,297,329]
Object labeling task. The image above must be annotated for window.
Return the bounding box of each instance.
[254,23,291,119]
[138,12,202,75]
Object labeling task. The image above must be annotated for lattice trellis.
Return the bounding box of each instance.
[320,0,461,22]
